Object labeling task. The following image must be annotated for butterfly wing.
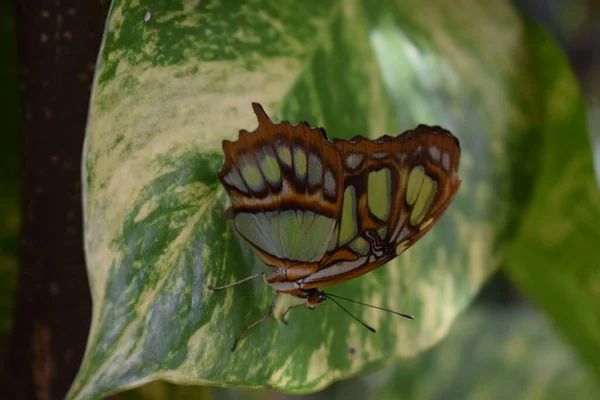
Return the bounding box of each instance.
[299,125,461,289]
[218,104,344,268]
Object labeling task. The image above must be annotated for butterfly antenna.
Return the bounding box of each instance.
[328,296,376,333]
[325,293,414,320]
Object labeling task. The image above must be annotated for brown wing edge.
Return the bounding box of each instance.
[217,103,329,183]
[217,103,344,216]
[335,124,460,153]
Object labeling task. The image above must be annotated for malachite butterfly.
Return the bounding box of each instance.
[211,103,461,350]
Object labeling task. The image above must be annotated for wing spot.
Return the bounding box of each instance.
[419,218,435,231]
[345,153,364,170]
[260,154,281,185]
[293,147,307,181]
[451,169,459,184]
[339,186,358,245]
[406,166,425,206]
[429,146,440,161]
[390,211,407,242]
[308,152,322,187]
[395,240,410,255]
[277,145,292,168]
[442,152,450,171]
[396,225,411,242]
[241,164,264,191]
[368,168,391,221]
[410,173,438,226]
[324,169,336,197]
[223,168,247,193]
[371,151,389,160]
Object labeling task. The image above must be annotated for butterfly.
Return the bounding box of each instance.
[211,103,461,351]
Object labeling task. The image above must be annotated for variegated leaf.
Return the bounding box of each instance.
[68,0,596,398]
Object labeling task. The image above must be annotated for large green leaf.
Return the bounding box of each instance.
[120,303,600,399]
[372,305,600,400]
[504,22,600,381]
[70,0,560,398]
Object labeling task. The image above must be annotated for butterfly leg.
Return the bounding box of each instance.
[208,272,265,290]
[280,302,305,325]
[231,291,279,351]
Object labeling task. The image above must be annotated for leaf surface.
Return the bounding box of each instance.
[70,0,591,398]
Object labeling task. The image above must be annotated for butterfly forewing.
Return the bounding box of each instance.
[299,126,461,289]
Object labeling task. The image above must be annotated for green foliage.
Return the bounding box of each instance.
[373,306,600,400]
[504,22,600,381]
[68,0,599,398]
[119,305,600,399]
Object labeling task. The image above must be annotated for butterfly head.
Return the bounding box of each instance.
[305,290,327,309]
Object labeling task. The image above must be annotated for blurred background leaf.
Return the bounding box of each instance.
[370,304,600,400]
[515,0,600,186]
[504,21,600,382]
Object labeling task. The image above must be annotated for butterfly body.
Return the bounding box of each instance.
[214,103,460,349]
